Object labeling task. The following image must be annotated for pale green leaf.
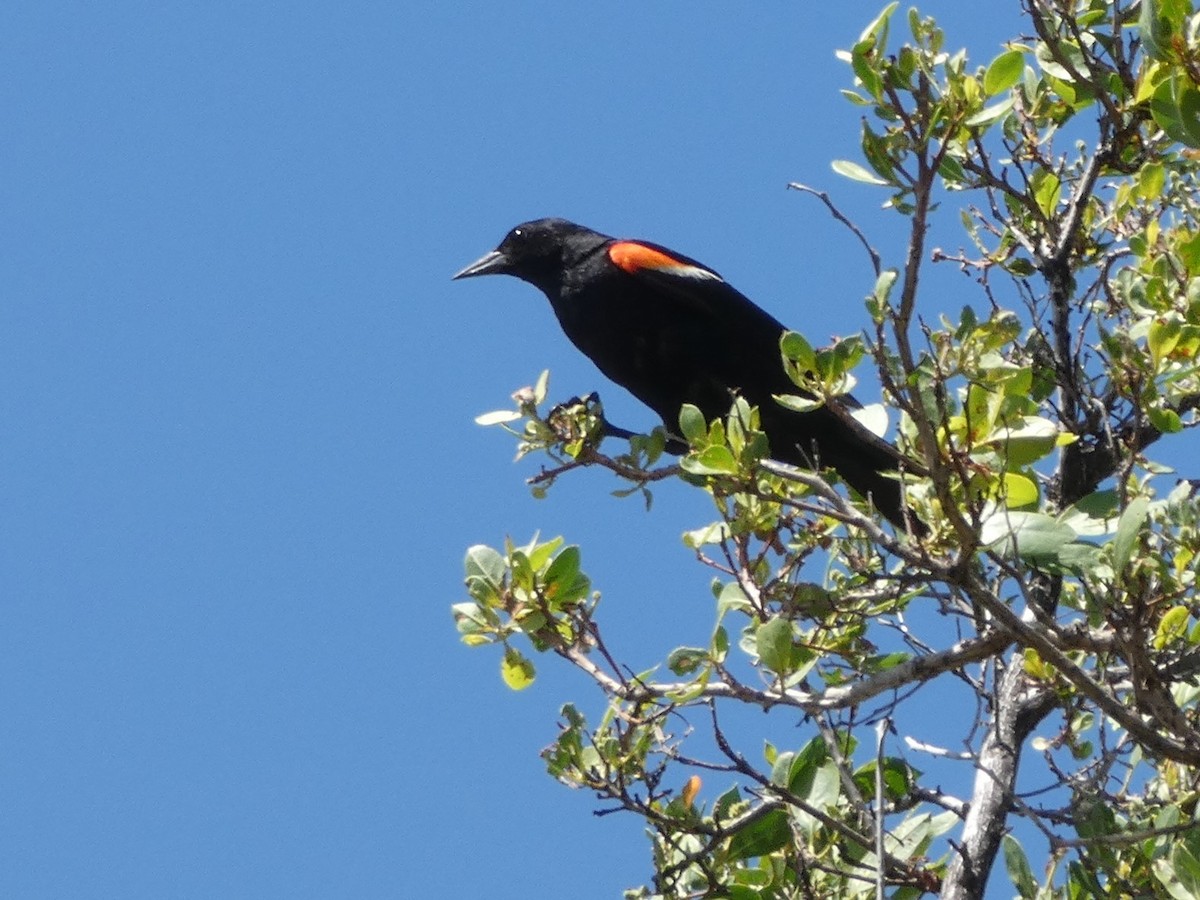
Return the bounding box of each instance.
[850,403,890,438]
[474,409,522,426]
[666,646,708,675]
[682,445,739,475]
[984,49,1025,95]
[1112,496,1150,571]
[1155,606,1191,649]
[532,369,550,404]
[1004,834,1037,898]
[832,159,891,185]
[756,617,794,675]
[1149,405,1184,434]
[501,647,536,690]
[982,510,1077,561]
[774,392,823,413]
[726,808,792,860]
[780,331,817,367]
[464,544,506,588]
[858,1,899,44]
[1003,472,1039,508]
[965,96,1015,128]
[1150,317,1184,368]
[679,404,707,442]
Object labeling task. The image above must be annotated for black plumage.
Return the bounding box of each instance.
[454,218,918,529]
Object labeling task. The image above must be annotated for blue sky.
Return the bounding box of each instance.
[1,3,1049,897]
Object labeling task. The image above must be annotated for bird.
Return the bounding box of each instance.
[453,217,921,530]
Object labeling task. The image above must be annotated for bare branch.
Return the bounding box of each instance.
[787,182,882,276]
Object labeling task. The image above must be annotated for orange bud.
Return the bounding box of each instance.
[681,774,702,808]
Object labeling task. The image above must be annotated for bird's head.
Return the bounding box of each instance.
[452,218,609,293]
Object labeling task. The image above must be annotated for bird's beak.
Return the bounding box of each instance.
[452,249,510,280]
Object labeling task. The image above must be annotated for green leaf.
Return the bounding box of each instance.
[682,521,729,549]
[1112,496,1150,572]
[510,550,534,591]
[1034,37,1088,83]
[1151,76,1198,146]
[501,647,536,690]
[1155,606,1191,650]
[667,646,708,675]
[851,40,884,100]
[939,153,966,187]
[524,535,562,572]
[756,617,794,675]
[982,511,1077,561]
[832,159,891,185]
[773,392,822,413]
[464,544,507,604]
[1070,490,1120,526]
[858,1,899,45]
[543,545,580,587]
[885,812,934,860]
[1151,317,1185,368]
[1174,842,1200,894]
[679,404,707,442]
[866,652,911,672]
[868,269,898,322]
[1052,541,1103,574]
[992,416,1060,466]
[1032,169,1062,217]
[1155,839,1200,899]
[928,809,959,839]
[532,369,550,404]
[1139,0,1173,61]
[726,808,792,860]
[1004,834,1037,898]
[1067,861,1107,896]
[1179,233,1200,276]
[1149,405,1184,433]
[713,786,743,823]
[776,737,829,794]
[965,381,1002,441]
[860,120,897,184]
[717,581,752,615]
[966,96,1017,130]
[452,602,494,645]
[805,762,841,810]
[850,403,889,438]
[474,409,522,426]
[780,331,816,369]
[984,49,1024,95]
[1177,81,1200,148]
[465,544,505,584]
[855,757,916,801]
[711,625,729,661]
[682,445,739,475]
[543,545,589,605]
[1137,161,1166,200]
[1024,647,1053,681]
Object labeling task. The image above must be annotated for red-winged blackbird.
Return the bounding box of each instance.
[454,218,920,529]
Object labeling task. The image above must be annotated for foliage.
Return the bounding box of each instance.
[454,2,1200,896]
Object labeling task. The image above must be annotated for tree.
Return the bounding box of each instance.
[453,1,1200,897]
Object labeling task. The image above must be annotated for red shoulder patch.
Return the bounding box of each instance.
[607,241,722,281]
[608,241,684,274]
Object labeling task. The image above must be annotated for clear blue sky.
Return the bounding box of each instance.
[2,3,1047,897]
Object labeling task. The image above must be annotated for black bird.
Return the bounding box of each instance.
[454,218,919,529]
